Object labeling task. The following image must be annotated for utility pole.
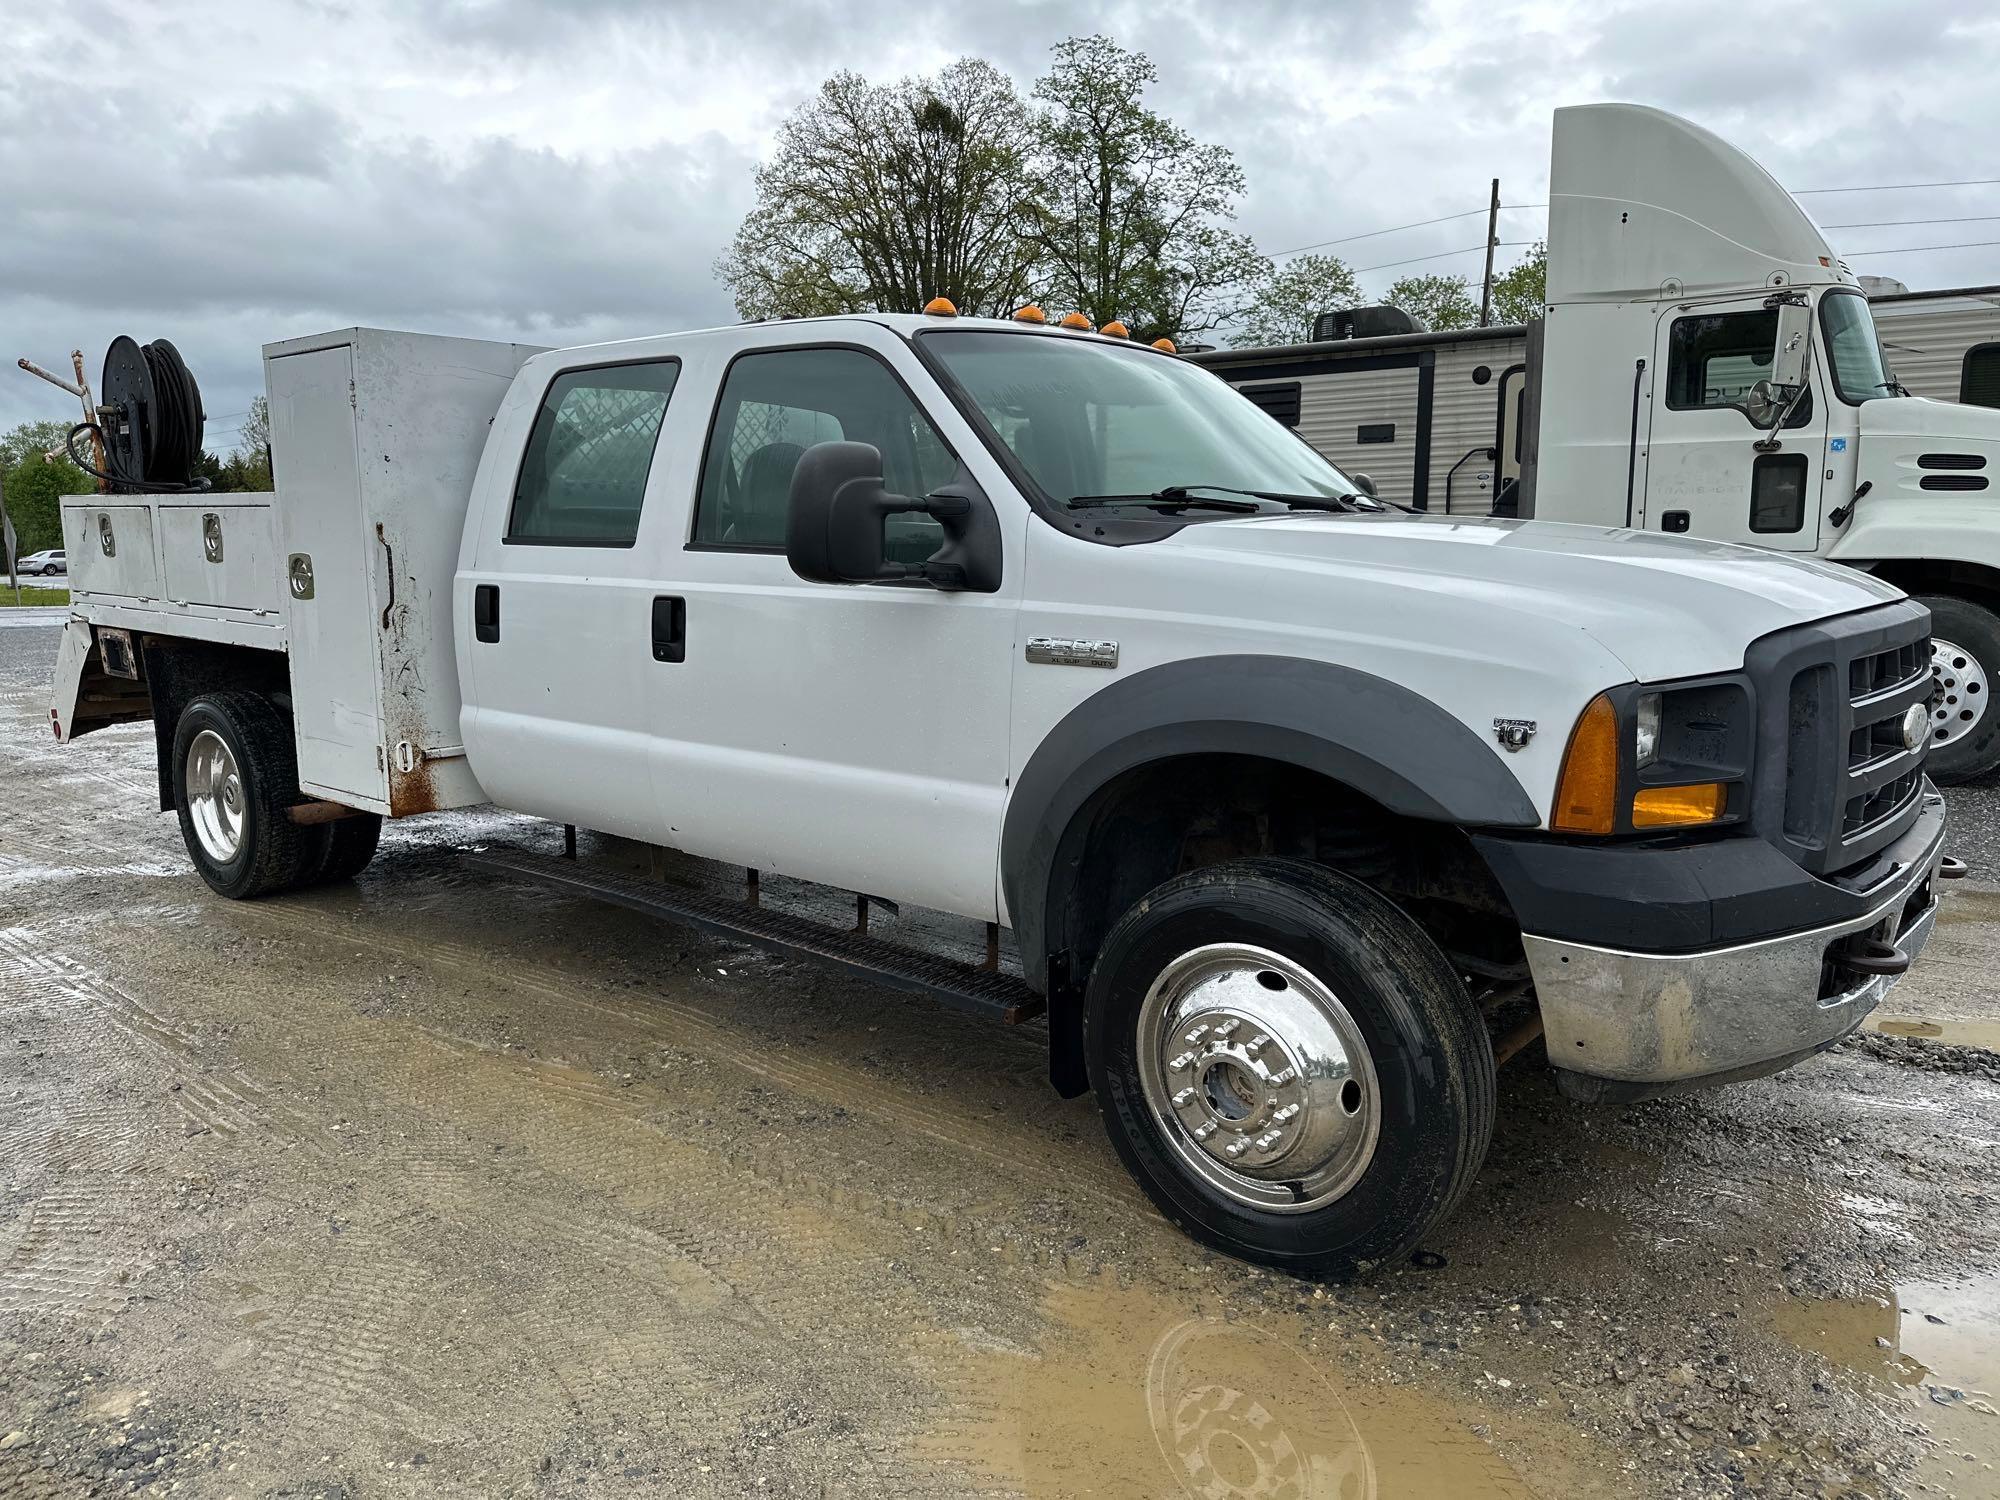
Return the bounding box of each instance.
[1478,177,1501,328]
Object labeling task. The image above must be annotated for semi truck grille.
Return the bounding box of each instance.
[1750,599,1934,877]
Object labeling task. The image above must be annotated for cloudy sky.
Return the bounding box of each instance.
[6,0,1999,451]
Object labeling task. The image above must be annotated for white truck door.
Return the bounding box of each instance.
[1645,301,1827,551]
[649,334,1020,923]
[457,357,689,842]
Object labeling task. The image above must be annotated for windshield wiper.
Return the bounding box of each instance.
[1063,490,1263,513]
[1161,483,1390,513]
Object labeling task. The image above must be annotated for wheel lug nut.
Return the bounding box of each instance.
[1244,1033,1268,1054]
[1193,1122,1217,1141]
[1184,1024,1209,1044]
[1272,1103,1300,1123]
[1223,1137,1249,1159]
[1169,1051,1195,1071]
[1254,1130,1283,1151]
[1267,1066,1297,1086]
[1172,1087,1195,1107]
[1213,1019,1240,1038]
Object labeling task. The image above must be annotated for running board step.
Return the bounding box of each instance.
[464,847,1044,1025]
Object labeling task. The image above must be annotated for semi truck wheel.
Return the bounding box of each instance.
[1916,595,2000,783]
[1084,858,1495,1278]
[310,813,383,885]
[171,692,325,899]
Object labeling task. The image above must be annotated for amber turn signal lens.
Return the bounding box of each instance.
[1152,337,1177,352]
[1631,782,1727,828]
[1099,320,1130,339]
[1552,693,1620,834]
[1059,311,1092,330]
[923,296,958,317]
[1012,303,1047,324]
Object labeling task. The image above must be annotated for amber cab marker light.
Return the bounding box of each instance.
[1099,320,1130,339]
[923,296,958,317]
[1012,304,1047,324]
[1632,782,1727,829]
[1152,337,1178,352]
[1552,693,1620,835]
[1059,311,1092,330]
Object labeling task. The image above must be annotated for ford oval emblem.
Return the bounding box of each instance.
[1902,701,1930,753]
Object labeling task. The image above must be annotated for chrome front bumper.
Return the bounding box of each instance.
[1525,792,1948,1100]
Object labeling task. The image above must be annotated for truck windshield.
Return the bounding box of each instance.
[1821,291,1896,403]
[918,330,1363,512]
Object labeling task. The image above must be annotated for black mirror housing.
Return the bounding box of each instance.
[785,440,1002,593]
[1349,472,1378,499]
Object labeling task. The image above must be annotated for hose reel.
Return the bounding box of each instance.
[66,336,210,493]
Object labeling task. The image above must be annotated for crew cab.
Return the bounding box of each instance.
[50,313,1957,1275]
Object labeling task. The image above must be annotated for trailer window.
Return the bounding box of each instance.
[507,360,680,546]
[1961,344,2000,409]
[693,347,957,557]
[1665,311,1812,425]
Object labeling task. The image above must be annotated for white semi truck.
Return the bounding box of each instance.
[50,312,1956,1275]
[1194,104,2000,782]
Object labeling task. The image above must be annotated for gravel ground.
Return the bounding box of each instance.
[1,619,1996,1500]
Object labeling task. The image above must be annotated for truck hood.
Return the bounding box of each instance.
[1858,394,2000,444]
[1169,512,1902,682]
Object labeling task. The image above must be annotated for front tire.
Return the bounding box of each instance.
[171,692,325,899]
[1915,594,2000,783]
[1085,858,1495,1278]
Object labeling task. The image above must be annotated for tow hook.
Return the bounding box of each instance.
[1836,936,1910,977]
[1939,855,1969,881]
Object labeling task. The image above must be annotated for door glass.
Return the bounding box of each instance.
[1664,311,1813,425]
[508,361,680,546]
[694,348,958,561]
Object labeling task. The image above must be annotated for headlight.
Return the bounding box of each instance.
[1553,681,1750,836]
[1635,692,1662,769]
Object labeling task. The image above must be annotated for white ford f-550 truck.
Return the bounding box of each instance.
[50,313,1957,1275]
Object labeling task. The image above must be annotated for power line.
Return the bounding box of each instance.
[1824,213,2000,231]
[1841,238,2000,257]
[1353,242,1533,275]
[1273,204,1545,259]
[1794,176,2000,196]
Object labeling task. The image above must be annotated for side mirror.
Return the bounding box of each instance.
[1771,299,1812,391]
[1348,472,1378,499]
[785,440,1001,592]
[1744,378,1782,429]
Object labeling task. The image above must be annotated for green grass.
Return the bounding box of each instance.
[1,584,69,607]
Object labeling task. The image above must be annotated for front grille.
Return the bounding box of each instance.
[1836,638,1931,841]
[1749,599,1933,877]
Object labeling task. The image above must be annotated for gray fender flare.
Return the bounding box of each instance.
[1001,654,1542,998]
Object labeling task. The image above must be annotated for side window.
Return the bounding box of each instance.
[693,347,958,560]
[507,361,679,546]
[1665,311,1813,425]
[1963,344,2000,409]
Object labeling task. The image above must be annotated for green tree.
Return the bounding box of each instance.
[0,418,87,472]
[1028,36,1264,343]
[1489,242,1547,326]
[226,395,273,491]
[1,448,86,557]
[1384,272,1479,331]
[718,58,1041,320]
[1230,253,1363,348]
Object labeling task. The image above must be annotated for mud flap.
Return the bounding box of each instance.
[50,617,91,744]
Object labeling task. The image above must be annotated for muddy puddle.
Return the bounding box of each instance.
[1868,1014,2000,1052]
[1771,1270,2000,1497]
[924,1277,1609,1499]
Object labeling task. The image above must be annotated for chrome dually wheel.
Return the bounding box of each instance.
[1930,636,1989,750]
[1138,943,1382,1213]
[185,727,247,863]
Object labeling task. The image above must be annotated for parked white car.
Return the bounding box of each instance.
[18,549,65,576]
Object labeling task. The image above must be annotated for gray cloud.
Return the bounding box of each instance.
[5,0,1998,444]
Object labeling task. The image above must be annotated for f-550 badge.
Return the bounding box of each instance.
[1492,718,1537,751]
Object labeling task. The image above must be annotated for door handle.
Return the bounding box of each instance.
[474,584,500,643]
[652,595,685,663]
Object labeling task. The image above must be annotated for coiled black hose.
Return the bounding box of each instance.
[65,337,210,493]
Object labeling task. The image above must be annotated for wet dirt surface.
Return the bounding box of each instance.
[2,620,1998,1499]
